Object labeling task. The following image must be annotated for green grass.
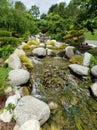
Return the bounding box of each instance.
[85,30,97,40]
[0,67,12,95]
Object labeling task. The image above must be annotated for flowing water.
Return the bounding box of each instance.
[30,56,97,130]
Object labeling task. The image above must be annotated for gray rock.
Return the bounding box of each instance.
[19,119,40,130]
[32,47,46,57]
[14,48,26,56]
[69,64,89,76]
[0,109,13,123]
[90,82,97,97]
[83,52,92,67]
[8,54,22,69]
[91,65,97,77]
[8,69,30,85]
[14,96,50,126]
[65,46,75,58]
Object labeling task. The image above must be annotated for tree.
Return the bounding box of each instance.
[15,1,26,11]
[48,4,58,14]
[29,5,40,19]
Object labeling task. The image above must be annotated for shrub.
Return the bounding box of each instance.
[18,54,34,69]
[63,29,85,45]
[0,30,12,37]
[27,40,40,46]
[0,45,14,59]
[0,67,12,96]
[69,55,84,65]
[88,48,97,56]
[22,44,33,52]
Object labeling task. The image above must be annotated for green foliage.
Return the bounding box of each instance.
[0,67,12,96]
[85,30,97,40]
[63,29,85,45]
[27,40,40,46]
[29,5,40,19]
[69,55,84,65]
[0,44,14,59]
[0,30,12,37]
[22,44,33,52]
[15,1,26,11]
[88,48,97,56]
[90,56,97,67]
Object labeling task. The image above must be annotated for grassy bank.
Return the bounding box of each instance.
[85,30,97,40]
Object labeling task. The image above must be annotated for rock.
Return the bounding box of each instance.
[32,47,46,57]
[14,96,50,126]
[65,46,75,58]
[19,119,40,130]
[69,64,89,76]
[5,94,20,107]
[14,48,26,55]
[91,65,97,77]
[83,52,92,67]
[13,124,20,130]
[48,101,59,110]
[90,83,97,97]
[47,49,55,56]
[8,69,30,85]
[0,109,13,122]
[8,54,22,69]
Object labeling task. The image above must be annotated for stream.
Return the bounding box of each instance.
[28,56,97,130]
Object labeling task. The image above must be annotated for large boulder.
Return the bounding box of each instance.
[8,69,30,85]
[14,48,26,56]
[14,96,50,126]
[32,47,46,57]
[91,65,97,77]
[69,64,89,76]
[8,54,22,69]
[19,119,40,130]
[90,82,97,97]
[65,46,75,58]
[82,52,92,67]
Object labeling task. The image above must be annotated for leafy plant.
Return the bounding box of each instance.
[0,67,12,96]
[90,56,97,67]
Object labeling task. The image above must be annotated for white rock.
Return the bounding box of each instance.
[14,96,50,126]
[90,83,97,97]
[14,48,26,56]
[8,69,30,85]
[19,119,40,130]
[5,94,20,107]
[69,64,89,76]
[0,109,13,122]
[32,47,46,57]
[91,65,97,77]
[13,124,20,130]
[8,54,22,69]
[65,46,75,58]
[83,52,92,67]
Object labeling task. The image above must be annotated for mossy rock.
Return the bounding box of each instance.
[47,40,56,46]
[57,44,67,50]
[22,44,33,52]
[69,55,84,65]
[88,48,97,56]
[18,54,34,69]
[27,40,40,46]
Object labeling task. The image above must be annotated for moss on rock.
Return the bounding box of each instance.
[18,54,34,69]
[69,55,84,65]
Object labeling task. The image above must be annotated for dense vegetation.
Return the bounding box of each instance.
[0,0,97,41]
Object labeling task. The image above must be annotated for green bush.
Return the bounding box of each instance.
[88,48,97,56]
[0,30,12,37]
[0,37,22,47]
[0,67,12,96]
[0,44,14,59]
